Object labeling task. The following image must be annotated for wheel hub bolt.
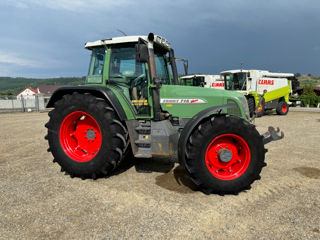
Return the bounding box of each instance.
[85,129,96,141]
[218,148,233,163]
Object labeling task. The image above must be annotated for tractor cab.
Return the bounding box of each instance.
[85,34,177,117]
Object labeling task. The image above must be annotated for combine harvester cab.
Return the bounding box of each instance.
[220,69,298,117]
[180,74,225,89]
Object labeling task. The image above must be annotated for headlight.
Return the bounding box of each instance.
[227,99,241,117]
[227,97,250,120]
[238,97,250,120]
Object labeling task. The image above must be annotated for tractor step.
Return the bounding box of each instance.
[135,126,151,134]
[134,120,152,158]
[134,139,151,147]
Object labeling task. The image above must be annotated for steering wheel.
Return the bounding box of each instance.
[130,73,146,88]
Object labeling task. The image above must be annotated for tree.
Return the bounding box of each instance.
[300,84,319,107]
[0,89,14,96]
[295,73,301,77]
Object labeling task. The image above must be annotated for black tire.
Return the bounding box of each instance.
[276,101,289,115]
[256,99,265,118]
[184,115,266,194]
[45,92,129,179]
[247,98,255,118]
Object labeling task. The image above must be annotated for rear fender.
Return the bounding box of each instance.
[46,86,127,121]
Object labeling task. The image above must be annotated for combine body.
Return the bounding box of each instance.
[45,33,283,194]
[180,74,225,89]
[220,69,298,116]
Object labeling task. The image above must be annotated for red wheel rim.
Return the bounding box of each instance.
[282,105,287,113]
[257,103,263,113]
[205,134,251,180]
[59,111,102,162]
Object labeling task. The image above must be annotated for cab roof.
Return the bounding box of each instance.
[181,74,207,79]
[85,35,171,50]
[221,69,250,74]
[221,69,294,77]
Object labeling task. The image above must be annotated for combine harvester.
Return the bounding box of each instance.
[181,70,299,117]
[220,69,299,117]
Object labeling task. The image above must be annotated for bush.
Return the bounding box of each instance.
[298,84,320,107]
[0,90,15,96]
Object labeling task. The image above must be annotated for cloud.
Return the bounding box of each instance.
[5,0,134,12]
[0,52,39,67]
[0,51,65,69]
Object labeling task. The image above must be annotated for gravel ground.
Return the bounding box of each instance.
[0,111,319,240]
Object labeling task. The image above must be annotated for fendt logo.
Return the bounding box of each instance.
[212,82,225,87]
[160,98,207,104]
[258,79,274,85]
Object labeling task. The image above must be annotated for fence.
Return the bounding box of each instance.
[0,95,47,113]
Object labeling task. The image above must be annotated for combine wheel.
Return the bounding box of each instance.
[45,92,129,179]
[256,100,265,118]
[276,101,289,115]
[247,98,255,118]
[185,115,266,194]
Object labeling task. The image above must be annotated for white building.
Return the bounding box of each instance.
[16,87,38,100]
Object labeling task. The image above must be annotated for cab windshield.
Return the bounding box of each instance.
[182,76,205,86]
[154,50,170,84]
[109,45,171,84]
[224,72,247,90]
[109,46,146,84]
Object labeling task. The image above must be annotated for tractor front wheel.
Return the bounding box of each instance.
[45,92,129,179]
[184,115,266,194]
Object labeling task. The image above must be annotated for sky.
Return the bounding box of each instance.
[0,0,319,78]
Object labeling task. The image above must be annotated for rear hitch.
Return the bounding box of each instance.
[262,126,284,144]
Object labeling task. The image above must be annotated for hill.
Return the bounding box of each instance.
[297,74,320,87]
[0,76,85,94]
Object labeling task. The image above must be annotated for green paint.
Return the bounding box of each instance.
[107,85,135,119]
[145,64,154,119]
[102,48,111,85]
[160,85,247,119]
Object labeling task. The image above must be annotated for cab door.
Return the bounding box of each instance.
[107,46,153,118]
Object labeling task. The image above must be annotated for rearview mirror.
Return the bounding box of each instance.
[135,43,149,63]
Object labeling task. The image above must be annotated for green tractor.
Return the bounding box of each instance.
[45,33,283,194]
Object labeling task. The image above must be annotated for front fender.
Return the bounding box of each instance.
[178,104,236,167]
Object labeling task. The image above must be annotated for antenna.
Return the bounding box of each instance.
[117,29,127,36]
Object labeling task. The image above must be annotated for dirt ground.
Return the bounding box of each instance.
[0,111,319,240]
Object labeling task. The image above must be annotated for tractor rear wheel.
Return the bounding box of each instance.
[45,92,129,179]
[276,101,289,115]
[184,115,266,194]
